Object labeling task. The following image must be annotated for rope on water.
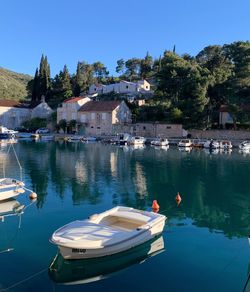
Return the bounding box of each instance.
[0,267,48,291]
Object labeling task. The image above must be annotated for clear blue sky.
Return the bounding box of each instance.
[1,0,249,77]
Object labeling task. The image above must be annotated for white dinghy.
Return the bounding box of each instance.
[50,206,166,260]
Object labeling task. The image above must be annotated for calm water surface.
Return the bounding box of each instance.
[0,141,250,292]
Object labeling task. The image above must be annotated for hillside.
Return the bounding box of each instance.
[0,67,32,100]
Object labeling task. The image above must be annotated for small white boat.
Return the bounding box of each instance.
[129,136,145,145]
[0,178,25,201]
[0,126,18,139]
[219,140,232,150]
[40,134,54,141]
[83,137,97,142]
[49,235,165,285]
[151,138,169,147]
[203,140,220,149]
[239,141,250,151]
[50,206,166,260]
[178,139,192,147]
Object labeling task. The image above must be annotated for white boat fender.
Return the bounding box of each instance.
[29,192,37,200]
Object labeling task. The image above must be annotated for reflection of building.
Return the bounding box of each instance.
[110,152,117,177]
[133,162,147,197]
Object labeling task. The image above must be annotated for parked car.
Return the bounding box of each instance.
[35,128,50,134]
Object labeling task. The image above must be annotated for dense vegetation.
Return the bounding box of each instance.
[0,67,32,100]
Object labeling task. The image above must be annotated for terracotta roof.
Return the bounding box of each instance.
[79,101,121,112]
[64,97,85,103]
[0,99,29,108]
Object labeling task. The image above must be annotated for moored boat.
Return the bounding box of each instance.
[151,138,169,147]
[239,141,250,151]
[129,136,145,145]
[0,178,25,201]
[178,139,192,147]
[49,235,165,285]
[50,206,166,260]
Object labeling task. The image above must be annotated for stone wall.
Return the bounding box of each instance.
[188,129,250,140]
[112,123,183,138]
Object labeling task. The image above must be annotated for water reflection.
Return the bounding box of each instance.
[49,235,165,285]
[11,141,250,238]
[0,198,25,254]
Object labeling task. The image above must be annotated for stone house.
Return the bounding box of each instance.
[0,99,53,129]
[78,100,132,136]
[57,97,91,123]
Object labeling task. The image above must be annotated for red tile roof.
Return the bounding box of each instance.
[0,99,29,108]
[79,101,121,112]
[64,97,86,103]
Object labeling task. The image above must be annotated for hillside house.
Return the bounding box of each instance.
[89,80,151,95]
[57,96,91,124]
[78,100,132,136]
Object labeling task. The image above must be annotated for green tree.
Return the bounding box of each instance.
[116,59,125,74]
[125,58,141,80]
[92,62,109,82]
[140,52,153,79]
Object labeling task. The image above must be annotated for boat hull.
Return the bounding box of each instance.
[57,218,165,260]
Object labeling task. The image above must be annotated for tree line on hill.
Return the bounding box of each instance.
[27,41,250,128]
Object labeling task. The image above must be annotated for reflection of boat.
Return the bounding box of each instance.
[0,198,25,220]
[40,134,54,141]
[49,235,165,285]
[50,206,166,259]
[178,146,191,153]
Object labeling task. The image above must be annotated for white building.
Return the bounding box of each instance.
[57,96,91,123]
[0,99,53,129]
[89,80,151,95]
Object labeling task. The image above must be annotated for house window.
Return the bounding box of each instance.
[126,85,129,89]
[97,126,100,129]
[91,113,95,120]
[166,126,171,129]
[91,126,94,128]
[81,114,86,122]
[143,126,146,130]
[146,86,148,89]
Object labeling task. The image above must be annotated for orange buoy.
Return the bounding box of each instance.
[175,192,182,205]
[152,200,160,212]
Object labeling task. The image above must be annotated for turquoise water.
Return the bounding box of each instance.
[0,141,250,292]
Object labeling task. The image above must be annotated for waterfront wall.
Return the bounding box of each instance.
[188,129,250,140]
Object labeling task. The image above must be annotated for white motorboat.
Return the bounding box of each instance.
[50,206,166,260]
[239,141,250,151]
[151,138,169,147]
[219,140,232,150]
[0,126,18,139]
[0,178,25,201]
[203,140,220,149]
[49,235,165,285]
[178,139,192,147]
[129,136,145,145]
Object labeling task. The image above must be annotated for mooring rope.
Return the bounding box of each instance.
[0,268,48,291]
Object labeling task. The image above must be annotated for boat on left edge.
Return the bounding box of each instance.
[50,206,166,260]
